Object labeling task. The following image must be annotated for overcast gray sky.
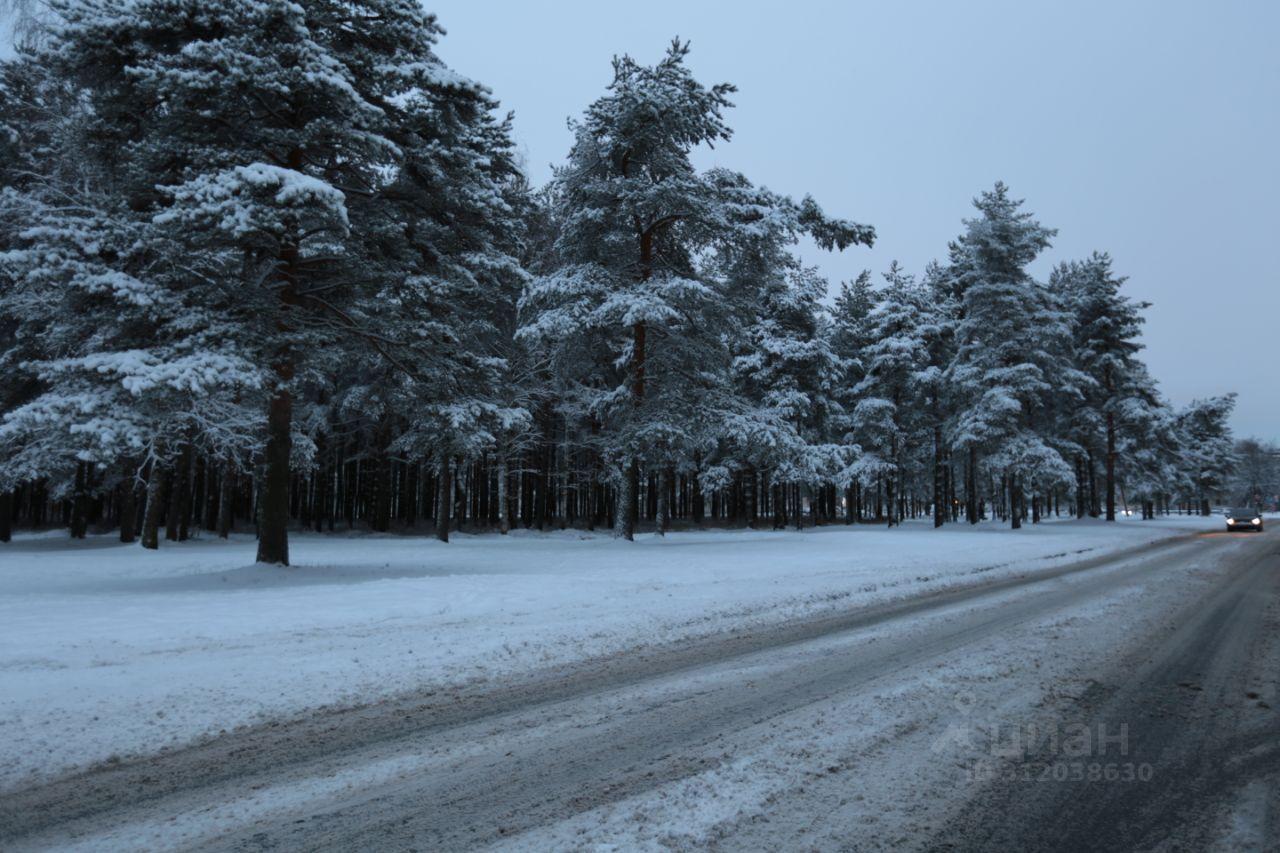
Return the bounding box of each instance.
[428,0,1279,441]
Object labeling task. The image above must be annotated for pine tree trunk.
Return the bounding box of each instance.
[256,384,293,564]
[481,459,494,528]
[434,458,451,543]
[885,470,896,528]
[1105,409,1117,522]
[498,456,510,534]
[947,462,957,522]
[615,459,637,541]
[165,452,181,542]
[1010,473,1023,529]
[933,425,945,528]
[203,457,219,531]
[257,143,304,565]
[656,466,670,536]
[191,455,206,533]
[966,447,979,524]
[0,489,12,543]
[312,452,326,533]
[70,461,89,539]
[453,461,467,530]
[178,448,195,541]
[217,459,235,538]
[406,461,418,528]
[141,459,168,550]
[373,444,392,533]
[669,468,678,526]
[590,428,606,530]
[118,461,138,544]
[167,442,193,542]
[617,227,653,540]
[1075,456,1087,519]
[1087,450,1100,517]
[536,444,550,530]
[691,465,704,526]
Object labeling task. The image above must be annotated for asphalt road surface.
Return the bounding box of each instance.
[2,524,1276,851]
[931,528,1280,852]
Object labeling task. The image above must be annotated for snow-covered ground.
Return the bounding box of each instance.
[0,515,1222,790]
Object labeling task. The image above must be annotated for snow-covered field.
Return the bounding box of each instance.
[0,516,1222,790]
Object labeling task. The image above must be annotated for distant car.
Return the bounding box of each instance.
[1225,508,1264,532]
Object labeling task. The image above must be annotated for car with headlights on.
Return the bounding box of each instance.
[1225,508,1264,532]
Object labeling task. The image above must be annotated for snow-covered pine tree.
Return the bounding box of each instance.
[946,182,1070,528]
[1110,364,1177,518]
[520,40,736,540]
[514,184,610,533]
[848,262,931,526]
[709,170,872,530]
[828,270,877,520]
[0,35,261,545]
[918,261,958,527]
[361,47,530,543]
[1026,271,1090,523]
[1053,252,1150,520]
[1230,438,1279,509]
[26,1,368,560]
[1176,395,1237,515]
[31,1,521,561]
[829,271,877,367]
[521,41,872,539]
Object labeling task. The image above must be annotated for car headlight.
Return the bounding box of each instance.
[1227,518,1235,524]
[1253,518,1262,525]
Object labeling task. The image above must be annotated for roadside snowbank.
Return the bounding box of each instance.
[0,515,1220,788]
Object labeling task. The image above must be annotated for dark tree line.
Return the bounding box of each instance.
[0,5,1237,558]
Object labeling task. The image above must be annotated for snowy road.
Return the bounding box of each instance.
[932,528,1280,852]
[3,525,1276,851]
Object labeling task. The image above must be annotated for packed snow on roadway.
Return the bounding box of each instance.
[0,515,1225,790]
